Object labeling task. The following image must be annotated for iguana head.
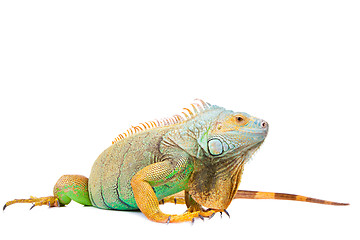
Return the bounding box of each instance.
[188,105,269,210]
[204,109,268,159]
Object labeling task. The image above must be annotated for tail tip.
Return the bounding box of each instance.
[335,202,350,206]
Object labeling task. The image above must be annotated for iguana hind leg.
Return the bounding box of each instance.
[4,174,92,210]
[53,175,92,206]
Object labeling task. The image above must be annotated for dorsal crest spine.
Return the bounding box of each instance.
[112,99,211,144]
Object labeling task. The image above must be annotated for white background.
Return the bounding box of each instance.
[0,1,359,239]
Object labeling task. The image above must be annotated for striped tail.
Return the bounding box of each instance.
[235,190,349,206]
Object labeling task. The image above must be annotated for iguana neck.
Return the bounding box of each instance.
[175,114,264,210]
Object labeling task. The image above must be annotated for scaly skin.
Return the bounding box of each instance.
[3,100,349,223]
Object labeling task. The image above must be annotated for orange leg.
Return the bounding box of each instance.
[131,160,218,223]
[3,196,60,210]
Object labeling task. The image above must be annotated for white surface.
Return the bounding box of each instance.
[0,1,359,239]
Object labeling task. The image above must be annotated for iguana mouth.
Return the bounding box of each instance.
[225,128,268,138]
[243,128,268,136]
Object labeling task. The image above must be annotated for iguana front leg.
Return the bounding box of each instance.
[131,160,213,223]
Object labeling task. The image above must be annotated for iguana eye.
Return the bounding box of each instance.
[236,116,244,122]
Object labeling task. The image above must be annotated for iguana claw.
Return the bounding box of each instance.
[208,212,216,220]
[218,210,230,218]
[29,203,35,210]
[224,209,230,218]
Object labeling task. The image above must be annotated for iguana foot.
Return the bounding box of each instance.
[164,208,226,223]
[3,196,60,210]
[164,210,215,223]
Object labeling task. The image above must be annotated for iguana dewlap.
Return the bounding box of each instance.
[4,99,348,223]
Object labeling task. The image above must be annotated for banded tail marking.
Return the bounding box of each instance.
[234,190,349,206]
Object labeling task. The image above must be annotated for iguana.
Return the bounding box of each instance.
[3,99,348,223]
